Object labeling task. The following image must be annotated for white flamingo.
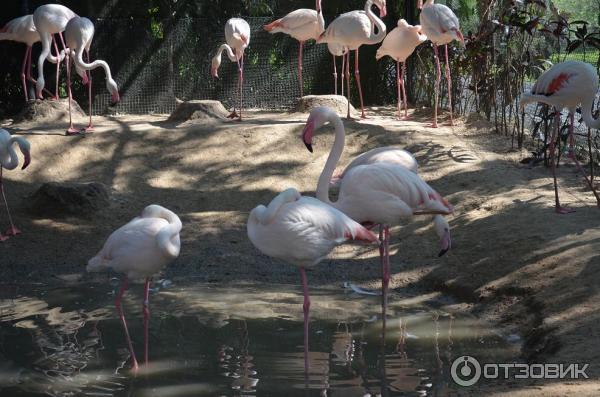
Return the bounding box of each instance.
[247,187,377,372]
[62,16,120,135]
[302,107,453,317]
[376,19,427,119]
[32,4,76,99]
[419,0,465,128]
[211,18,251,121]
[87,204,182,371]
[317,0,387,119]
[0,129,31,241]
[520,60,600,213]
[328,42,348,96]
[264,0,325,97]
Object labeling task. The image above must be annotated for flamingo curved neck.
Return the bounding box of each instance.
[364,0,386,45]
[218,44,238,62]
[582,97,600,129]
[316,115,346,205]
[3,137,29,170]
[156,210,182,258]
[73,47,114,82]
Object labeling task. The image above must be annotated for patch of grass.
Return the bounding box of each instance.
[550,48,600,65]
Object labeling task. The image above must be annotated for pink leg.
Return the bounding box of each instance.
[396,60,401,119]
[143,278,151,366]
[333,55,338,96]
[227,53,241,119]
[115,276,139,371]
[401,62,409,119]
[25,48,53,98]
[431,45,441,128]
[550,111,573,214]
[85,50,94,132]
[345,52,352,120]
[65,55,80,135]
[20,47,30,102]
[300,267,310,374]
[444,45,454,126]
[0,167,20,238]
[382,226,390,320]
[341,53,345,97]
[566,112,600,206]
[354,49,366,119]
[52,36,61,101]
[298,41,304,97]
[239,54,244,121]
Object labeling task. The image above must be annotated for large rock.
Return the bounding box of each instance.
[30,182,110,216]
[14,98,85,124]
[294,95,358,116]
[168,99,229,122]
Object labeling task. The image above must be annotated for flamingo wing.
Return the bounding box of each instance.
[319,11,370,47]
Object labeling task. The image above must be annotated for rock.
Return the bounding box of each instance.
[30,182,110,216]
[168,99,229,122]
[14,98,86,123]
[293,95,358,116]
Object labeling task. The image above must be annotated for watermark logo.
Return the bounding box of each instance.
[450,356,589,387]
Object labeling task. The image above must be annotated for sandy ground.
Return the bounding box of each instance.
[1,105,600,395]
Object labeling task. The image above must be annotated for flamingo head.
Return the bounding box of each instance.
[302,107,335,153]
[452,28,465,48]
[107,78,120,105]
[15,138,31,170]
[413,25,428,43]
[373,0,387,18]
[434,215,451,257]
[417,0,423,9]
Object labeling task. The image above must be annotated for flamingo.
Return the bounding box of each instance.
[301,107,453,317]
[62,16,120,134]
[317,0,387,119]
[520,60,600,213]
[376,19,427,119]
[247,187,378,372]
[328,42,348,96]
[211,18,250,121]
[0,129,31,241]
[418,0,465,128]
[0,15,60,101]
[87,204,182,371]
[32,4,77,99]
[331,147,451,256]
[263,0,325,98]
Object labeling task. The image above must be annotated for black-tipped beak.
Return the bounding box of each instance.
[438,248,449,257]
[304,142,313,153]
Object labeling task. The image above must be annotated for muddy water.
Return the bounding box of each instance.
[0,282,518,396]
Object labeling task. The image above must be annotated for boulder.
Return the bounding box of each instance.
[30,182,110,216]
[168,99,229,122]
[14,98,85,124]
[293,95,358,116]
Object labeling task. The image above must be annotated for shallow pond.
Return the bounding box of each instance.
[0,281,519,396]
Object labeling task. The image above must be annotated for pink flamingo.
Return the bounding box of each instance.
[0,129,31,241]
[317,0,387,119]
[87,204,182,371]
[332,147,451,256]
[520,60,600,213]
[212,18,250,121]
[247,187,378,372]
[62,16,120,135]
[328,42,348,96]
[264,0,325,98]
[32,4,77,99]
[418,0,464,128]
[376,19,427,119]
[0,15,60,101]
[302,107,453,317]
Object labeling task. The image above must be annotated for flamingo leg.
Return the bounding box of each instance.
[401,62,408,119]
[298,41,304,97]
[333,55,338,96]
[382,226,390,322]
[396,60,401,119]
[25,47,53,98]
[227,54,241,120]
[20,47,31,102]
[345,51,352,120]
[65,54,80,135]
[239,53,244,121]
[36,32,53,99]
[354,49,366,119]
[550,110,573,214]
[115,276,139,371]
[52,36,61,101]
[0,167,20,238]
[431,44,441,128]
[85,50,94,132]
[341,52,345,97]
[444,44,454,126]
[143,278,151,367]
[566,112,600,206]
[300,266,311,374]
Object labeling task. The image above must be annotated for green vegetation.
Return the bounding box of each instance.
[553,0,600,27]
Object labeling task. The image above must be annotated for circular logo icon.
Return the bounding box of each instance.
[450,355,481,387]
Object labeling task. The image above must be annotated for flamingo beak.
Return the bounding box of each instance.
[211,65,219,79]
[381,6,387,17]
[456,29,466,47]
[111,91,120,106]
[22,151,31,170]
[302,120,315,153]
[438,230,451,257]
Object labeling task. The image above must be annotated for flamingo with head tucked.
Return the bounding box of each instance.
[317,0,387,119]
[264,0,325,98]
[212,18,251,121]
[0,129,31,241]
[247,187,378,373]
[302,107,453,318]
[418,0,464,128]
[376,19,427,119]
[87,204,182,371]
[62,16,120,135]
[520,60,600,213]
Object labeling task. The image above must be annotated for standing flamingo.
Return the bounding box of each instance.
[376,19,427,119]
[0,129,31,241]
[419,0,464,128]
[264,0,325,98]
[32,4,77,99]
[328,42,348,96]
[62,16,120,134]
[302,107,453,317]
[211,18,250,121]
[520,60,600,213]
[317,0,387,119]
[247,187,378,372]
[87,204,182,371]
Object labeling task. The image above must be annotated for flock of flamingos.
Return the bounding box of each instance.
[1,0,600,374]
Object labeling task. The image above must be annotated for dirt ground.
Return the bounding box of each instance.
[1,104,600,395]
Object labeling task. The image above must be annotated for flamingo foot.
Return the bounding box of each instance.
[84,125,95,133]
[130,361,139,373]
[66,127,81,136]
[0,234,9,242]
[5,226,21,236]
[227,111,240,119]
[555,206,575,214]
[429,122,439,128]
